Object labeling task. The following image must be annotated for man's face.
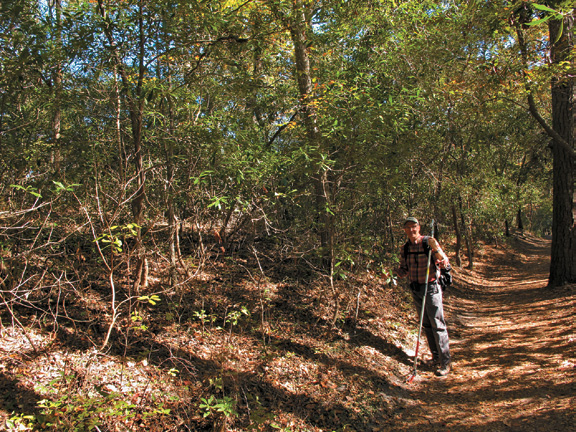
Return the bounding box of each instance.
[403,222,421,241]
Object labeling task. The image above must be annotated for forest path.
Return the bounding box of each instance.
[395,234,575,432]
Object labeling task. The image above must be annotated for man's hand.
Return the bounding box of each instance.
[435,258,448,269]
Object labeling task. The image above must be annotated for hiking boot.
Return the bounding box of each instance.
[435,362,451,377]
[422,358,439,371]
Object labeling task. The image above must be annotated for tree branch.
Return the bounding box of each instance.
[514,16,575,159]
[267,110,299,148]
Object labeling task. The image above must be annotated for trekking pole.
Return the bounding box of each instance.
[407,220,435,383]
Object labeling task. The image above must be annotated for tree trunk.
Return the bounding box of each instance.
[459,199,474,269]
[130,1,148,290]
[289,0,333,269]
[249,13,265,130]
[165,89,179,288]
[50,0,62,176]
[97,0,148,290]
[548,11,576,287]
[386,204,395,247]
[517,208,524,231]
[451,205,462,267]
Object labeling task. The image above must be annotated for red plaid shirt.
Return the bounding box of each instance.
[397,238,439,284]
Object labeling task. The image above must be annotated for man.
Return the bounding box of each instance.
[397,217,451,377]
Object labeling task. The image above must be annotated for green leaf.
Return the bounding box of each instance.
[531,3,557,14]
[138,295,161,305]
[52,180,80,192]
[10,184,42,198]
[526,16,552,26]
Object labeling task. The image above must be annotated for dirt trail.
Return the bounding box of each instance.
[395,234,576,432]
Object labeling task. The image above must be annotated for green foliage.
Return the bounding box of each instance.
[35,391,170,431]
[21,367,174,431]
[199,395,238,420]
[5,412,36,431]
[225,306,250,327]
[130,310,148,331]
[52,181,80,193]
[94,224,140,254]
[138,294,161,305]
[193,309,217,327]
[1,0,553,261]
[10,184,42,198]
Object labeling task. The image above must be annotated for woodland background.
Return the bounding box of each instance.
[0,0,574,431]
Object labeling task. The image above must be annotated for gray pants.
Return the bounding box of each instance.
[410,281,451,366]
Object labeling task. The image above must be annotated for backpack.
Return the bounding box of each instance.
[403,236,453,291]
[438,264,453,291]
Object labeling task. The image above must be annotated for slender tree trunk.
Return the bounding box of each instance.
[289,0,333,269]
[50,0,62,175]
[459,199,474,269]
[514,154,528,234]
[432,174,442,241]
[165,86,179,287]
[249,13,265,131]
[114,71,126,185]
[517,208,524,231]
[451,205,462,267]
[97,0,148,290]
[386,204,395,247]
[130,1,148,290]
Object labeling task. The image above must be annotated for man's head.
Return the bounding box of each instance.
[403,217,421,242]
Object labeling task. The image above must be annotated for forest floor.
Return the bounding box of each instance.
[0,232,574,431]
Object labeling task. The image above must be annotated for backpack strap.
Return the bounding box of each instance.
[403,236,431,258]
[422,236,430,254]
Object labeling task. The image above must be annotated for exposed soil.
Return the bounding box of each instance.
[0,233,574,431]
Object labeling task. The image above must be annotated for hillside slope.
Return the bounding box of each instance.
[0,234,574,431]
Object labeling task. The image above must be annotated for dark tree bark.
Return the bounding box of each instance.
[452,205,462,267]
[459,198,474,269]
[517,208,524,231]
[164,66,179,288]
[548,10,576,287]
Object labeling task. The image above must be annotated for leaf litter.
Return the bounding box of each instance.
[0,233,574,431]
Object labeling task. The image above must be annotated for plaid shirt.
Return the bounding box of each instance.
[397,238,439,284]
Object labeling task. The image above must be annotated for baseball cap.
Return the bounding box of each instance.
[403,217,419,226]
